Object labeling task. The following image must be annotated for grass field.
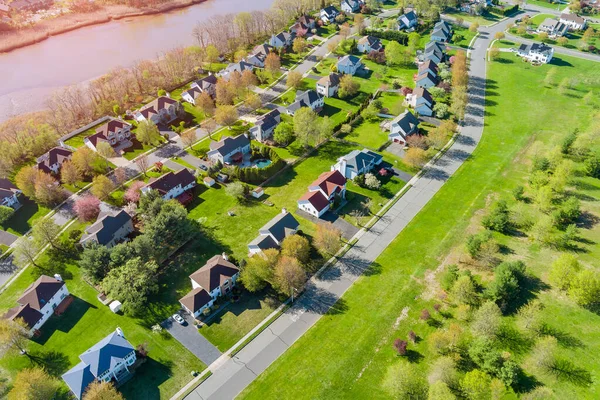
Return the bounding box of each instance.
[0,197,51,236]
[239,52,600,400]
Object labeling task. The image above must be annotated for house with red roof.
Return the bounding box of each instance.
[36,147,73,175]
[297,170,346,218]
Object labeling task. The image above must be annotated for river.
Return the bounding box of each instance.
[0,0,274,123]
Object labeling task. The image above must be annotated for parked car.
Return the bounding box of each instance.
[172,313,185,325]
[199,164,208,171]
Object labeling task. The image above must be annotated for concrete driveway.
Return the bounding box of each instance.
[162,312,222,366]
[0,230,18,247]
[296,210,359,240]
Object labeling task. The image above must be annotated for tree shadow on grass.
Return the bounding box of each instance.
[496,325,534,356]
[27,350,70,377]
[120,357,173,400]
[301,285,348,316]
[405,349,424,363]
[540,324,585,349]
[551,359,593,387]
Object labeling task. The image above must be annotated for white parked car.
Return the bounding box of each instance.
[172,313,185,325]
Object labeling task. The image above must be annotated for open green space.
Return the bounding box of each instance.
[63,122,105,149]
[527,0,566,10]
[239,52,600,400]
[0,197,51,236]
[451,25,478,48]
[444,7,503,26]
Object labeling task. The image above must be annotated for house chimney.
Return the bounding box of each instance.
[116,327,124,337]
[53,274,63,282]
[222,252,228,261]
[281,208,287,214]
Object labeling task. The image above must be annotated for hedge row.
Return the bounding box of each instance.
[503,4,518,16]
[363,28,409,45]
[227,146,286,184]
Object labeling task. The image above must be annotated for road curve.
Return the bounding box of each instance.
[182,15,519,400]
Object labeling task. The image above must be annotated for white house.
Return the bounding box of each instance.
[388,110,420,144]
[517,42,554,64]
[341,0,362,13]
[537,18,568,38]
[4,275,69,334]
[80,210,134,249]
[180,255,240,317]
[430,20,452,42]
[135,96,182,125]
[406,87,434,117]
[559,13,587,30]
[85,118,132,152]
[398,10,418,30]
[316,73,341,97]
[337,55,363,75]
[62,328,136,399]
[248,211,300,255]
[245,44,274,68]
[298,170,347,218]
[181,86,202,105]
[0,179,21,208]
[332,148,383,179]
[357,35,383,53]
[249,109,281,142]
[218,61,254,81]
[269,31,293,49]
[208,134,252,164]
[320,5,339,23]
[37,147,72,175]
[141,169,197,201]
[287,90,325,115]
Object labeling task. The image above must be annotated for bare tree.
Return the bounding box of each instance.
[135,154,149,177]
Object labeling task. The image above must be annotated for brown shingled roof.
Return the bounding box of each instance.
[189,255,239,292]
[3,304,43,329]
[145,169,196,196]
[179,287,212,314]
[17,275,64,312]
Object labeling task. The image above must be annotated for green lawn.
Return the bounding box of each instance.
[0,223,205,399]
[122,138,162,161]
[0,197,51,236]
[451,25,478,48]
[239,51,600,400]
[64,122,105,149]
[444,7,503,26]
[527,0,566,10]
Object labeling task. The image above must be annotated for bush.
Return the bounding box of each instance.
[482,200,510,233]
[353,174,366,187]
[439,264,459,291]
[0,205,14,225]
[503,4,518,15]
[364,173,381,190]
[512,186,525,201]
[229,147,286,184]
[363,28,409,45]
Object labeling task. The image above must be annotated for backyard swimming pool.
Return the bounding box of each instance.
[254,159,272,169]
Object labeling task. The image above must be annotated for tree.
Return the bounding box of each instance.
[489,47,500,61]
[354,13,365,34]
[394,339,408,355]
[382,362,428,400]
[79,242,112,283]
[404,147,428,168]
[517,299,544,335]
[34,171,63,206]
[196,92,215,117]
[72,147,98,178]
[264,52,281,76]
[471,301,502,339]
[96,141,115,165]
[205,44,219,66]
[522,387,554,400]
[293,37,308,54]
[135,154,149,177]
[582,26,594,43]
[8,368,58,400]
[529,336,558,374]
[494,32,505,40]
[274,256,306,296]
[91,175,115,200]
[557,36,568,46]
[215,79,234,105]
[439,264,459,291]
[241,70,258,88]
[0,204,13,226]
[461,369,490,400]
[469,22,480,33]
[485,261,526,310]
[103,257,159,316]
[124,181,145,204]
[548,254,580,290]
[215,105,238,128]
[15,166,38,199]
[32,217,63,251]
[225,181,247,202]
[338,74,360,99]
[240,249,279,292]
[141,200,193,254]
[181,130,197,149]
[281,235,310,264]
[136,120,162,146]
[245,92,262,112]
[314,222,342,255]
[482,200,510,233]
[114,167,127,186]
[0,318,31,357]
[13,237,42,269]
[428,356,458,387]
[273,122,295,146]
[428,381,456,400]
[293,107,319,147]
[451,275,478,305]
[286,71,302,90]
[568,269,600,306]
[385,41,404,66]
[83,380,124,400]
[339,23,351,39]
[60,160,81,187]
[74,195,101,222]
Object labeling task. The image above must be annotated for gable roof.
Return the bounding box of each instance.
[248,233,279,251]
[37,147,72,174]
[434,20,451,34]
[254,109,280,133]
[419,60,439,74]
[339,149,383,173]
[288,90,323,113]
[309,170,346,197]
[0,178,20,201]
[96,118,131,137]
[298,15,315,26]
[317,73,341,87]
[416,71,438,84]
[519,42,553,54]
[209,134,250,156]
[3,303,43,329]
[180,287,213,313]
[80,210,132,246]
[253,43,273,56]
[399,10,418,24]
[144,169,196,195]
[273,31,292,42]
[18,275,65,311]
[426,40,445,54]
[560,13,586,24]
[62,362,95,400]
[259,212,300,243]
[77,330,134,378]
[299,190,330,213]
[337,54,361,67]
[138,96,178,119]
[391,110,420,134]
[182,86,202,100]
[189,255,239,292]
[413,87,433,105]
[322,5,339,16]
[192,74,218,91]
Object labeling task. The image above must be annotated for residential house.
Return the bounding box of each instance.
[80,210,134,249]
[460,0,491,15]
[357,35,383,53]
[269,31,293,49]
[298,15,316,30]
[218,61,254,81]
[37,147,72,175]
[559,13,587,30]
[298,170,347,218]
[415,71,438,89]
[180,254,240,317]
[207,134,251,164]
[332,148,383,179]
[320,5,339,23]
[85,118,132,152]
[537,18,568,38]
[191,74,218,98]
[388,110,420,144]
[291,15,315,35]
[426,40,446,55]
[337,55,363,75]
[406,87,434,117]
[141,168,197,202]
[398,10,418,30]
[430,20,452,42]
[181,86,202,105]
[424,41,445,64]
[0,179,21,208]
[62,328,136,400]
[3,275,69,334]
[248,210,300,255]
[517,42,554,64]
[341,0,361,13]
[134,96,182,125]
[245,44,274,68]
[418,59,439,78]
[250,109,281,143]
[286,90,324,115]
[316,73,341,97]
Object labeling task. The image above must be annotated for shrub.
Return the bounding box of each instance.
[512,185,525,201]
[393,339,408,355]
[353,174,366,187]
[364,173,381,190]
[0,205,14,225]
[420,309,431,320]
[439,264,459,291]
[482,200,510,233]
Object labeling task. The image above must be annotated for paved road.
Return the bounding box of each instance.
[183,13,519,400]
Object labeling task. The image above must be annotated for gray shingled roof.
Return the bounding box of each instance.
[339,149,383,174]
[259,212,300,243]
[209,134,250,157]
[80,210,132,246]
[392,110,419,135]
[62,362,95,400]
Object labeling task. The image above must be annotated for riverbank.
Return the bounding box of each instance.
[0,0,207,53]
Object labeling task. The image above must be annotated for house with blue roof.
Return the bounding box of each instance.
[332,148,383,179]
[248,210,300,255]
[62,328,136,399]
[337,55,363,75]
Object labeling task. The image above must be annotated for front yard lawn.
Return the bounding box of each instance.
[444,7,502,26]
[63,122,105,149]
[122,138,161,161]
[451,25,477,48]
[0,196,51,236]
